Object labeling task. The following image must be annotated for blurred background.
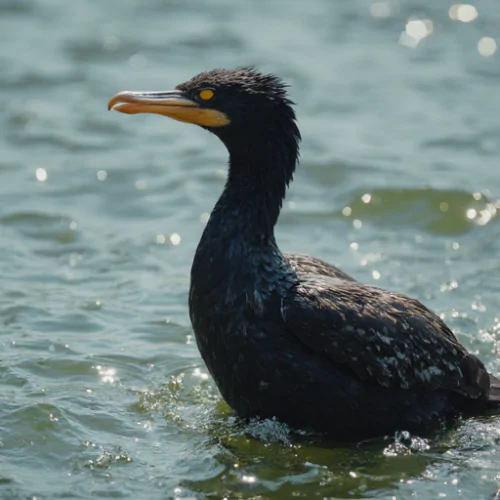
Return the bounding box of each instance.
[1,0,500,498]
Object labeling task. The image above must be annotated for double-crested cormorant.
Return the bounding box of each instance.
[109,68,500,438]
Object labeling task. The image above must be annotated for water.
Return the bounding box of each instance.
[1,0,500,498]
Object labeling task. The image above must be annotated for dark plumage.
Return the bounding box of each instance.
[109,68,500,438]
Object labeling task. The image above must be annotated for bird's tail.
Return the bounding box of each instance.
[487,374,500,406]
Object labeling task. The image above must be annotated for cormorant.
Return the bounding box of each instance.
[108,68,500,438]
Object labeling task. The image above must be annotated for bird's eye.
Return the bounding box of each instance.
[199,89,214,101]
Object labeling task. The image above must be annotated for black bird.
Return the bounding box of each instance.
[109,68,500,438]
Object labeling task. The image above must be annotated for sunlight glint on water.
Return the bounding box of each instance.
[0,0,500,499]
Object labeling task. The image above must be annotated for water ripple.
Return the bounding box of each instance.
[1,0,500,499]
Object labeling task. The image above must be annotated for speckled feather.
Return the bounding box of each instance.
[283,275,490,397]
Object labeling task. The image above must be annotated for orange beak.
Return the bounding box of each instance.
[108,90,229,127]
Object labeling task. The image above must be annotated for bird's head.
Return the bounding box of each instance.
[108,68,300,152]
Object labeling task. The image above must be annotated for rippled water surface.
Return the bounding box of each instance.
[1,0,500,498]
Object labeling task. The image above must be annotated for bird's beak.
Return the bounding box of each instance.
[107,90,229,127]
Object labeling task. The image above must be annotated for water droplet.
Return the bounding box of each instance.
[449,4,478,23]
[400,19,433,48]
[97,170,107,181]
[370,2,391,19]
[478,37,497,57]
[36,167,47,182]
[170,233,181,245]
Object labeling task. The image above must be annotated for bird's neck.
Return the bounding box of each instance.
[191,134,299,301]
[211,136,298,241]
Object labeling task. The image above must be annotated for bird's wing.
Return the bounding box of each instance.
[285,253,357,282]
[282,276,489,398]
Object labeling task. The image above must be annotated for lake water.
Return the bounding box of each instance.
[1,0,500,498]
